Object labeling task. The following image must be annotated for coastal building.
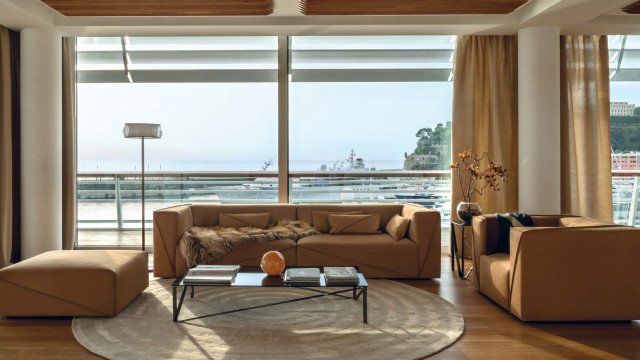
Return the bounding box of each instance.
[403,153,438,170]
[612,152,640,170]
[610,101,635,116]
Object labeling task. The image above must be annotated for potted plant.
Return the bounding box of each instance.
[450,150,508,224]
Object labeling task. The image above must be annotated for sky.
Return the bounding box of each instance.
[78,81,453,171]
[610,82,640,107]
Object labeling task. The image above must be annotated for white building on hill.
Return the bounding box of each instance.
[611,102,635,116]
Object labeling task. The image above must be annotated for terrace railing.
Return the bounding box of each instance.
[612,171,640,226]
[77,170,639,245]
[77,171,452,232]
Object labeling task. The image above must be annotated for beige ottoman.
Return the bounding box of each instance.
[0,250,148,317]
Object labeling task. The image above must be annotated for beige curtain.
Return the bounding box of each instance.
[560,35,613,222]
[0,26,20,267]
[451,36,519,219]
[62,38,77,250]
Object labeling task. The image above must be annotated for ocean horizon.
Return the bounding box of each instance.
[78,159,407,172]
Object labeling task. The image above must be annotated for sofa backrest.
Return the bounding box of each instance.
[559,217,621,228]
[475,214,573,255]
[190,204,297,227]
[296,203,404,231]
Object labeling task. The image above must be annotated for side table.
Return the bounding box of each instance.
[450,221,474,279]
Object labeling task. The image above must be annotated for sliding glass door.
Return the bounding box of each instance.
[76,36,279,247]
[75,35,455,248]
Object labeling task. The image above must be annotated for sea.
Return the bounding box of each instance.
[78,159,406,172]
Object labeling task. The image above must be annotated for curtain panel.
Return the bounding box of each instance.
[451,36,519,220]
[0,26,20,267]
[560,35,613,222]
[62,37,77,250]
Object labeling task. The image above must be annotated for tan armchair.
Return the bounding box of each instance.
[472,214,640,321]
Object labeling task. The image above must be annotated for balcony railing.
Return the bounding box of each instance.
[612,171,640,226]
[77,170,451,231]
[77,170,640,246]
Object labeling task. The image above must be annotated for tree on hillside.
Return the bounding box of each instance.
[611,116,640,152]
[411,121,452,170]
[634,107,640,116]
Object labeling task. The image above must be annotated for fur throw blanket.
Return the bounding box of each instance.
[180,220,319,268]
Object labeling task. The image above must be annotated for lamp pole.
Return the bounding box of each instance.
[141,137,146,251]
[123,123,162,252]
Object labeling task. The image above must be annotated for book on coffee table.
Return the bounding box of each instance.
[184,265,240,284]
[283,268,321,286]
[324,267,360,285]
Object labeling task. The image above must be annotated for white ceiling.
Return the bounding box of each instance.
[0,0,639,36]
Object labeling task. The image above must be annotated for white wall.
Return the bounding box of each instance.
[518,26,562,214]
[20,27,62,258]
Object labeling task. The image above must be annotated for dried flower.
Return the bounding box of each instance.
[451,149,508,202]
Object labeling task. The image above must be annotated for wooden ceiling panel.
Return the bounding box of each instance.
[40,0,274,16]
[300,0,530,15]
[623,1,640,14]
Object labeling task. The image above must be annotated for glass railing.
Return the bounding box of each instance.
[612,171,640,226]
[77,170,639,247]
[76,170,451,247]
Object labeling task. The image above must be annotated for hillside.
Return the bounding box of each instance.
[611,116,640,152]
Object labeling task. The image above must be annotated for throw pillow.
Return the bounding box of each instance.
[385,214,411,241]
[312,211,363,233]
[328,214,381,235]
[219,213,271,229]
[495,212,534,253]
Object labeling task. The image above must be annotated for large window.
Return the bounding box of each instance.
[75,35,454,248]
[76,36,279,247]
[609,35,640,226]
[288,36,453,222]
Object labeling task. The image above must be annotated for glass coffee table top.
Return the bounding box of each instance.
[173,266,368,288]
[172,266,369,324]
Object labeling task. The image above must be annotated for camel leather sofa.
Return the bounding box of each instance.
[153,203,441,279]
[472,214,640,321]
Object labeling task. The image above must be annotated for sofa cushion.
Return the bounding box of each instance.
[0,250,148,317]
[219,213,271,229]
[297,233,418,277]
[478,253,511,310]
[495,213,534,253]
[190,204,296,227]
[385,214,410,241]
[312,210,363,233]
[299,204,403,231]
[328,214,380,235]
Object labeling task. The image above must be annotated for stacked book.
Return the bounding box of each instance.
[183,265,240,285]
[324,267,360,286]
[283,268,321,286]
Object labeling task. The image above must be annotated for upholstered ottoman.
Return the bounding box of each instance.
[0,250,148,317]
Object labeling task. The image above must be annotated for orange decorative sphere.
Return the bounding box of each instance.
[261,251,285,276]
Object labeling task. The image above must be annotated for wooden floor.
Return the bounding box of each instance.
[0,255,638,359]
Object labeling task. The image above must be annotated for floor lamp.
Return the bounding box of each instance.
[123,123,162,251]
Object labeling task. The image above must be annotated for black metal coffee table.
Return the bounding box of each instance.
[172,266,369,323]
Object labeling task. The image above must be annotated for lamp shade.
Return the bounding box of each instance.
[123,123,162,139]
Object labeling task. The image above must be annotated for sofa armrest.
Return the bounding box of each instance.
[508,226,640,321]
[401,204,441,278]
[471,216,496,289]
[153,205,193,278]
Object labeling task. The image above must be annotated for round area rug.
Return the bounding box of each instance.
[73,279,464,360]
